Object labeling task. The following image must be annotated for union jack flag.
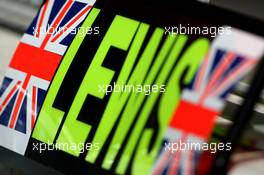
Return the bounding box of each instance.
[152,45,257,175]
[0,0,95,134]
[187,49,256,110]
[170,48,256,140]
[152,131,201,175]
